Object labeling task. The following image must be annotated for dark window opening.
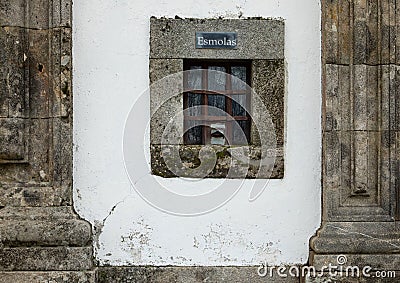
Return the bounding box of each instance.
[183,60,251,145]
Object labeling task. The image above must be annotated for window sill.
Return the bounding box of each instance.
[150,144,284,179]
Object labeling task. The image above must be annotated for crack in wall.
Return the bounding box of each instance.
[93,195,130,252]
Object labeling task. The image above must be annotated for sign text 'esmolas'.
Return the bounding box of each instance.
[195,32,237,49]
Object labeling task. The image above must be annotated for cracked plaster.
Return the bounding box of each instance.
[73,0,321,266]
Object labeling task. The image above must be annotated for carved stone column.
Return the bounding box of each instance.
[310,0,400,277]
[0,1,94,281]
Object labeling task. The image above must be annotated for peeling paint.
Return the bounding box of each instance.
[193,236,199,248]
[73,0,321,267]
[119,217,156,262]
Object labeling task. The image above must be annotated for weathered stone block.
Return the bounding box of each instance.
[150,18,284,60]
[311,222,400,254]
[338,0,351,64]
[365,0,379,65]
[149,58,183,84]
[0,206,78,221]
[251,59,284,147]
[97,266,300,283]
[50,27,73,118]
[0,118,25,161]
[305,272,400,283]
[0,219,91,247]
[151,144,284,179]
[0,0,72,29]
[0,247,93,271]
[52,117,73,188]
[391,65,400,131]
[324,0,339,64]
[0,1,25,28]
[0,186,71,207]
[326,0,398,65]
[0,27,27,118]
[0,271,96,283]
[312,254,400,274]
[353,21,367,64]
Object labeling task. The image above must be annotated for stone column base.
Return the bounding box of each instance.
[0,207,93,273]
[309,222,400,282]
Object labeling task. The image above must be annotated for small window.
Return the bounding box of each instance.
[183,60,251,145]
[150,18,285,179]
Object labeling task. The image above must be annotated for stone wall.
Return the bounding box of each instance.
[309,0,400,281]
[0,1,94,282]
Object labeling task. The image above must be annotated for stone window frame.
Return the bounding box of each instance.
[149,18,285,179]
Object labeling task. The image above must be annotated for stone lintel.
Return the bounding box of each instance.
[150,18,284,60]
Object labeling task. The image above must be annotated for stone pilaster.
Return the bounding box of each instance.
[0,1,94,281]
[310,0,400,280]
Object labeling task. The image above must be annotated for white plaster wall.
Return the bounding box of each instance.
[73,0,322,266]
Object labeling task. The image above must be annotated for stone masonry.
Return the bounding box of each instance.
[149,18,286,179]
[309,0,400,281]
[0,1,94,282]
